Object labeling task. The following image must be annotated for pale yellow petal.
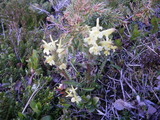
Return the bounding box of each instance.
[71,97,76,102]
[44,55,55,66]
[102,28,116,37]
[89,45,103,55]
[59,63,67,70]
[104,50,110,56]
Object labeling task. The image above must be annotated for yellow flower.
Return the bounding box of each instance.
[91,18,103,31]
[89,30,103,39]
[49,35,58,50]
[83,18,117,56]
[42,37,57,55]
[110,46,117,52]
[59,63,67,70]
[66,85,77,97]
[42,40,53,55]
[104,50,110,56]
[102,28,116,41]
[89,18,103,40]
[66,91,73,97]
[56,39,63,52]
[70,86,77,95]
[56,39,65,58]
[71,96,82,104]
[101,28,116,38]
[89,45,103,55]
[44,55,55,66]
[84,37,97,45]
[100,41,113,50]
[65,86,82,104]
[100,40,117,55]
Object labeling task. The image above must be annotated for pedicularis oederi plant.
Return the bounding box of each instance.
[42,18,116,69]
[41,18,117,108]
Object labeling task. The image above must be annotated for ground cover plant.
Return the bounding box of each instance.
[0,0,160,120]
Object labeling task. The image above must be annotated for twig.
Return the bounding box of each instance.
[124,15,134,21]
[9,26,21,60]
[124,78,137,95]
[22,84,40,114]
[124,24,131,36]
[98,57,108,75]
[69,61,83,79]
[146,45,160,57]
[1,19,5,39]
[31,5,50,15]
[120,70,126,100]
[149,79,160,103]
[16,27,22,46]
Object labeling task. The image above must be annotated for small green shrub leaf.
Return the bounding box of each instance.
[63,80,81,87]
[30,101,36,109]
[151,17,159,33]
[18,112,26,119]
[115,39,122,47]
[131,24,140,41]
[111,64,121,70]
[82,87,95,91]
[93,97,99,105]
[62,104,71,108]
[41,115,52,120]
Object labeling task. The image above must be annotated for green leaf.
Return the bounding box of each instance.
[62,104,71,108]
[119,27,125,37]
[36,102,42,110]
[82,87,95,91]
[77,102,84,109]
[63,80,81,87]
[30,101,36,109]
[151,17,159,33]
[115,39,122,47]
[82,95,90,103]
[18,112,26,119]
[87,106,96,112]
[131,24,140,41]
[30,101,41,114]
[27,49,41,74]
[41,115,52,120]
[111,64,121,70]
[86,101,92,106]
[93,97,99,105]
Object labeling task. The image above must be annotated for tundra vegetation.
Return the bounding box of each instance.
[0,0,160,120]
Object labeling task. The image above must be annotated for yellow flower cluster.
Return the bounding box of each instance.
[42,35,67,70]
[84,18,117,56]
[65,85,82,104]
